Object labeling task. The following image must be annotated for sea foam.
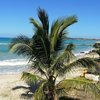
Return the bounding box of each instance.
[0,59,28,66]
[0,43,9,45]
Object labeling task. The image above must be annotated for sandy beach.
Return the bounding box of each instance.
[0,73,31,100]
[0,52,99,100]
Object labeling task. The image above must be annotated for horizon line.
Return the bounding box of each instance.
[0,37,100,40]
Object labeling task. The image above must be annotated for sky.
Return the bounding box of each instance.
[0,0,100,38]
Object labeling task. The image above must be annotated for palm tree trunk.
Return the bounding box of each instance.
[47,76,58,100]
[47,91,57,100]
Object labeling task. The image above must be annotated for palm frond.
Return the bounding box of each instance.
[54,31,67,51]
[50,19,64,51]
[9,43,32,57]
[9,35,32,55]
[56,87,67,97]
[54,57,99,77]
[50,16,77,52]
[34,81,46,100]
[21,72,44,85]
[66,57,99,73]
[50,19,61,39]
[30,17,41,29]
[30,61,48,79]
[59,16,77,33]
[10,35,31,46]
[32,32,50,65]
[38,8,49,35]
[50,47,76,77]
[56,77,100,98]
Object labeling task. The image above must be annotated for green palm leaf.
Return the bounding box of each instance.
[21,72,44,85]
[9,43,32,56]
[30,61,48,79]
[9,35,32,57]
[30,17,41,29]
[50,43,76,76]
[34,81,46,100]
[50,19,63,51]
[66,57,99,73]
[32,32,50,65]
[52,50,75,71]
[9,35,31,47]
[50,16,77,52]
[57,77,100,98]
[59,16,77,33]
[54,57,99,77]
[38,8,49,36]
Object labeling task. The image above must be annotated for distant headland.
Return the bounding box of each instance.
[66,37,100,40]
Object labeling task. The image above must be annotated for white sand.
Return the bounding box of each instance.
[0,73,30,100]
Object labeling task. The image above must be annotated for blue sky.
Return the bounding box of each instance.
[0,0,100,38]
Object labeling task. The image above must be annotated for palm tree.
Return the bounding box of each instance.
[9,8,100,100]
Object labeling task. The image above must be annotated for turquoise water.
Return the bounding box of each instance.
[0,38,28,74]
[64,39,99,53]
[0,38,99,74]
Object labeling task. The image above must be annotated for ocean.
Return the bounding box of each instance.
[0,38,28,74]
[0,37,99,74]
